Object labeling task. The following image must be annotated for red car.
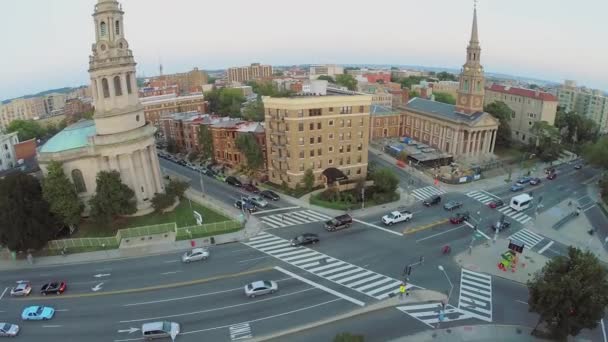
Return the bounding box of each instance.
[40,281,67,295]
[242,184,260,193]
[449,212,470,224]
[547,173,557,180]
[488,199,504,209]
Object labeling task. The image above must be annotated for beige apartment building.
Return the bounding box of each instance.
[141,93,207,127]
[148,67,208,94]
[558,80,608,133]
[485,84,558,144]
[44,93,67,114]
[263,90,372,189]
[309,64,344,80]
[227,63,273,83]
[0,97,47,130]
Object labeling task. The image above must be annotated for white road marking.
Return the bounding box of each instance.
[113,299,342,342]
[274,266,365,307]
[0,287,8,300]
[464,221,490,240]
[253,207,300,215]
[538,241,554,254]
[119,287,316,323]
[515,300,528,305]
[55,309,69,312]
[42,325,62,328]
[583,205,596,213]
[415,225,467,242]
[162,260,180,263]
[229,322,252,341]
[161,271,182,275]
[238,256,271,263]
[352,218,403,236]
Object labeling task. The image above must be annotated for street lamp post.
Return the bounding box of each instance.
[437,265,454,303]
[199,169,205,197]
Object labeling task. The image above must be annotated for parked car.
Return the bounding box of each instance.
[225,176,242,187]
[423,195,442,207]
[260,190,280,201]
[10,282,32,297]
[234,200,257,213]
[324,214,353,232]
[40,281,66,296]
[529,177,542,185]
[242,183,260,194]
[290,233,320,246]
[181,248,209,263]
[443,200,463,211]
[21,306,55,321]
[450,212,470,224]
[488,199,504,209]
[517,176,532,184]
[490,220,511,232]
[0,323,19,337]
[244,280,278,298]
[574,164,583,170]
[510,184,525,192]
[547,172,557,180]
[247,195,268,208]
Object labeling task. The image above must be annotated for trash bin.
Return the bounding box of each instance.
[210,237,215,244]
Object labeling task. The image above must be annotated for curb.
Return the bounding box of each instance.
[404,219,449,234]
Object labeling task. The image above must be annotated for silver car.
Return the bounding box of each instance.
[244,280,278,298]
[181,248,209,263]
[142,321,180,340]
[0,323,19,337]
[10,282,32,297]
[247,195,268,208]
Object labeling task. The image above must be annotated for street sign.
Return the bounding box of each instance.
[508,240,524,253]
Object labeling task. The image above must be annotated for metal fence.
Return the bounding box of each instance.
[175,220,242,239]
[117,223,176,239]
[48,236,119,250]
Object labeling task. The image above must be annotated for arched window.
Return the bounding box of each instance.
[115,20,120,35]
[101,78,110,98]
[100,21,107,36]
[71,169,87,193]
[463,80,469,91]
[114,76,122,96]
[126,73,132,94]
[476,81,481,92]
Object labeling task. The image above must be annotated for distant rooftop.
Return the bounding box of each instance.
[405,98,484,123]
[487,84,557,101]
[370,104,399,116]
[39,120,96,153]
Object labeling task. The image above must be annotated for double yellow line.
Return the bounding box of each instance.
[403,219,449,235]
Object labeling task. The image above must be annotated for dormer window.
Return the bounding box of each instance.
[100,21,107,36]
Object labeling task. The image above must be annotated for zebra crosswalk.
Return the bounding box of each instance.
[458,268,492,322]
[258,210,332,229]
[396,302,473,327]
[412,186,446,201]
[507,228,544,249]
[466,191,533,225]
[243,232,413,300]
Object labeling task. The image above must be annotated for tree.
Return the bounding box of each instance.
[6,119,46,141]
[530,121,562,162]
[197,125,214,161]
[151,193,174,213]
[42,161,83,228]
[166,179,189,199]
[371,168,398,194]
[317,75,335,83]
[187,151,198,162]
[243,100,265,122]
[89,170,136,224]
[235,133,264,171]
[204,88,246,116]
[433,92,456,105]
[335,74,357,91]
[334,332,364,342]
[555,108,599,149]
[584,136,608,169]
[436,71,457,81]
[397,150,408,162]
[528,246,608,339]
[408,90,419,98]
[398,76,426,90]
[247,80,293,97]
[529,84,539,89]
[302,169,315,191]
[484,101,513,147]
[0,173,58,251]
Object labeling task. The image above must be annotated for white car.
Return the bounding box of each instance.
[244,280,278,298]
[181,248,209,263]
[0,323,19,337]
[10,282,32,297]
[247,196,268,208]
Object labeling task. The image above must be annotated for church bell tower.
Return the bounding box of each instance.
[455,5,485,115]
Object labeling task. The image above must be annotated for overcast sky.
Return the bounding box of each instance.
[1,0,607,101]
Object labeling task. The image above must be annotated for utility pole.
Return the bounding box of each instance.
[199,168,205,197]
[361,187,365,210]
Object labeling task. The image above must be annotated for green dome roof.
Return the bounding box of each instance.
[40,120,96,153]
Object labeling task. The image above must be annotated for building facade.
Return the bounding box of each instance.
[64,98,94,122]
[0,97,47,130]
[211,121,266,169]
[227,63,273,83]
[263,90,372,189]
[147,67,208,94]
[38,0,164,213]
[141,93,207,127]
[431,81,459,98]
[309,64,344,80]
[485,84,558,144]
[0,132,19,171]
[44,93,67,114]
[557,80,608,133]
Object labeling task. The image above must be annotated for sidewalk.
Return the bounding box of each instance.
[0,191,263,271]
[256,289,446,342]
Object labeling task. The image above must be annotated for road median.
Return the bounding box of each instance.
[403,219,449,235]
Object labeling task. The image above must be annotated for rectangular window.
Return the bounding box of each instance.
[339,146,344,153]
[356,168,361,175]
[347,157,351,164]
[357,143,362,151]
[329,107,334,112]
[329,133,334,139]
[339,158,343,165]
[299,151,304,158]
[309,108,322,117]
[309,123,314,130]
[340,120,344,127]
[339,133,344,141]
[298,123,304,131]
[310,137,314,144]
[357,155,362,162]
[317,160,322,168]
[317,136,322,143]
[298,110,304,117]
[347,132,351,140]
[317,122,322,129]
[317,148,322,156]
[347,120,351,127]
[359,105,364,112]
[310,150,314,157]
[329,146,334,152]
[328,120,334,126]
[347,145,351,152]
[358,131,363,138]
[328,159,333,165]
[359,118,364,126]
[285,123,289,131]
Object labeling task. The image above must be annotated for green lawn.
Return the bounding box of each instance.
[75,200,230,238]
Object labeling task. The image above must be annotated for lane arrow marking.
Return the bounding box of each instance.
[93,273,111,278]
[91,283,104,292]
[118,327,140,334]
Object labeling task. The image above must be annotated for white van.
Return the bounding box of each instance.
[142,321,180,340]
[510,194,533,212]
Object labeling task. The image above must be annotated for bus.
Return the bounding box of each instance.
[510,193,533,212]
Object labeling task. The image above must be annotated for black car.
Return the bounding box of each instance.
[423,195,441,206]
[40,281,66,295]
[290,233,320,246]
[225,176,242,187]
[260,190,280,201]
[443,200,463,211]
[490,220,511,232]
[234,200,257,213]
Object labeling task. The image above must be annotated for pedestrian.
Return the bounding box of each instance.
[399,282,406,300]
[26,253,33,265]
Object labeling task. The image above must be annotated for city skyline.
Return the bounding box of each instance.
[1,0,607,101]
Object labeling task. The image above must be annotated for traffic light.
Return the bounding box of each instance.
[406,266,412,276]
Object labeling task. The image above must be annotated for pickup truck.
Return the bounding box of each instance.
[324,214,353,232]
[381,208,413,225]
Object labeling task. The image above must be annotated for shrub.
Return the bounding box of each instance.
[151,193,175,213]
[166,179,189,199]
